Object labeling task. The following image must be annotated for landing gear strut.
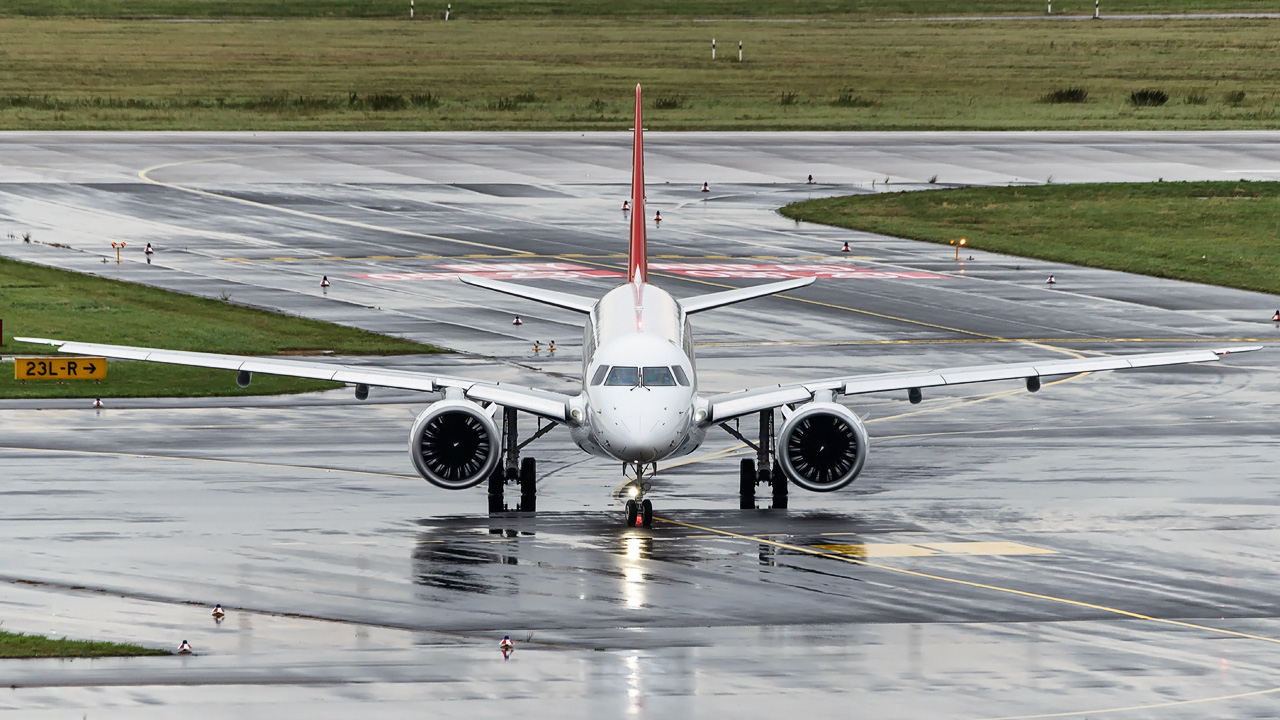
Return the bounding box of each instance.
[735,410,787,510]
[487,407,557,514]
[622,462,655,528]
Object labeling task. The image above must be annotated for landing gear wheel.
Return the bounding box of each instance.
[770,461,788,510]
[625,499,639,526]
[641,499,653,528]
[519,457,537,512]
[739,459,756,510]
[487,465,506,514]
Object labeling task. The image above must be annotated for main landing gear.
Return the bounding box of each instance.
[488,407,557,514]
[725,409,787,510]
[622,461,656,528]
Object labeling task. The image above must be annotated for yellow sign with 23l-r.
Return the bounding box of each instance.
[15,357,107,380]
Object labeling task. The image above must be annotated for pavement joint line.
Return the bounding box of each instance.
[137,156,526,256]
[656,516,1280,648]
[0,445,419,480]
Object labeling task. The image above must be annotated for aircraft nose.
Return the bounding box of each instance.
[606,413,680,462]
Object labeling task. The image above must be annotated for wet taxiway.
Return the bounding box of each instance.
[1,132,1280,718]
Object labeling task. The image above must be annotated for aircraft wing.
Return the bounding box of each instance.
[704,345,1262,423]
[458,275,596,313]
[14,337,573,421]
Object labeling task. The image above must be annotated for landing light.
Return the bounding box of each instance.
[628,486,639,498]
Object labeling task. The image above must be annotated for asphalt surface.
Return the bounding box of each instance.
[1,132,1279,719]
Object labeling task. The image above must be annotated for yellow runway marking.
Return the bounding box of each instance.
[658,516,1280,649]
[813,541,1057,558]
[551,255,1005,340]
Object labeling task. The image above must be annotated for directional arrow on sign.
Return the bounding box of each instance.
[85,363,97,374]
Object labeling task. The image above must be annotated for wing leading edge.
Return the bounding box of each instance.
[15,337,572,421]
[705,345,1262,423]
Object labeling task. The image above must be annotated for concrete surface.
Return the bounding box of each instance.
[1,131,1279,719]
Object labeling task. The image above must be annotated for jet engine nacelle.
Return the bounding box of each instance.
[777,402,869,492]
[408,400,501,490]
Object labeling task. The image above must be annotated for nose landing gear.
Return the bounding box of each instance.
[624,497,653,527]
[621,462,656,528]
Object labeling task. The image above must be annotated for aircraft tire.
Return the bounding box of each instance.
[739,459,756,510]
[487,465,505,514]
[519,457,537,512]
[625,499,639,526]
[641,499,653,528]
[771,461,788,510]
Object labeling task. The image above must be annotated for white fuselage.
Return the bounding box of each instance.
[569,282,707,463]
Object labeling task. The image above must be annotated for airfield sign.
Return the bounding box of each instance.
[15,357,107,380]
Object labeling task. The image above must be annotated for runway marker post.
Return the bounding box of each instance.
[738,41,743,62]
[712,39,716,60]
[1047,0,1051,13]
[410,0,414,18]
[446,3,451,20]
[952,238,966,261]
[1094,0,1099,18]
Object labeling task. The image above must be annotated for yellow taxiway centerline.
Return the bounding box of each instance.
[657,515,1280,647]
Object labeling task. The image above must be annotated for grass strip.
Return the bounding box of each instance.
[0,17,1275,131]
[780,181,1280,296]
[2,0,1277,18]
[0,629,169,658]
[0,256,440,399]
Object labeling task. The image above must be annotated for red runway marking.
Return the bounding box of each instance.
[648,263,947,280]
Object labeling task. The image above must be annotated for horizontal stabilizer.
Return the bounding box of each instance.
[679,277,815,314]
[459,275,596,314]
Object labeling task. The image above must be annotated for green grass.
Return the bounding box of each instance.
[0,629,169,658]
[0,17,1276,131]
[0,256,439,399]
[2,0,1278,17]
[780,181,1280,295]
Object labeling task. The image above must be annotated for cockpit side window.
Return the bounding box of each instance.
[671,365,690,386]
[590,365,610,386]
[604,366,640,386]
[641,366,676,387]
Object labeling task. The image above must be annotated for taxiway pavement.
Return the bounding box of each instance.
[1,132,1279,718]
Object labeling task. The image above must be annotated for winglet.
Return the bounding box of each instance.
[628,84,647,284]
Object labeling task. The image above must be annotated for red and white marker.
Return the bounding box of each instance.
[701,182,709,192]
[178,640,192,654]
[512,316,523,326]
[841,242,850,253]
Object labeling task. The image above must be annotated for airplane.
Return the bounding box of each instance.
[18,85,1262,528]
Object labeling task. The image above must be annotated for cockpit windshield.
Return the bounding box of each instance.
[604,366,640,386]
[641,366,676,386]
[596,365,683,387]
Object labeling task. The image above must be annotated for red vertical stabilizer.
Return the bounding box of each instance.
[628,85,647,284]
